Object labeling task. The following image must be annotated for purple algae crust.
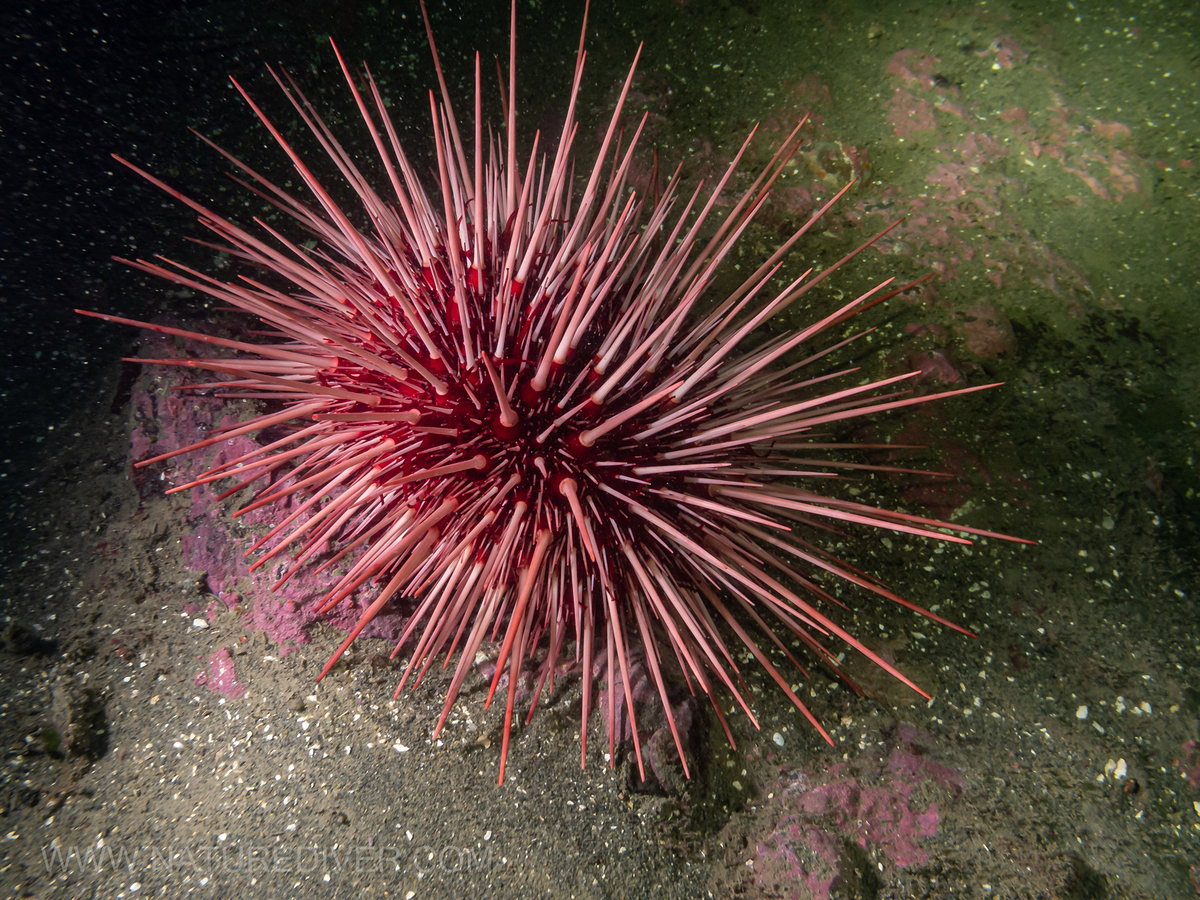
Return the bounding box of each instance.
[130,332,405,667]
[753,724,963,900]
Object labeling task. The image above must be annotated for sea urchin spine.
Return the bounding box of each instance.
[81,1,1030,783]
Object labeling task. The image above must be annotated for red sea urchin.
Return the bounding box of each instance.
[81,2,1028,784]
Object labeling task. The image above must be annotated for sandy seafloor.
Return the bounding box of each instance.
[2,0,1199,897]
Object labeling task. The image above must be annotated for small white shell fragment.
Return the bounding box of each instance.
[192,619,209,630]
[1076,705,1089,720]
[772,732,785,747]
[1114,758,1127,780]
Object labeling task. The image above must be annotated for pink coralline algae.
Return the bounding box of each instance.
[1178,740,1200,789]
[886,89,938,141]
[742,73,873,228]
[960,304,1017,359]
[883,50,973,142]
[754,725,963,900]
[977,34,1028,70]
[885,51,942,141]
[848,68,1136,314]
[907,350,963,385]
[1034,109,1144,203]
[132,332,407,655]
[886,49,942,92]
[850,29,1153,319]
[195,647,247,699]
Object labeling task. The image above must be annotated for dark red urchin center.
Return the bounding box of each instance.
[329,343,668,554]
